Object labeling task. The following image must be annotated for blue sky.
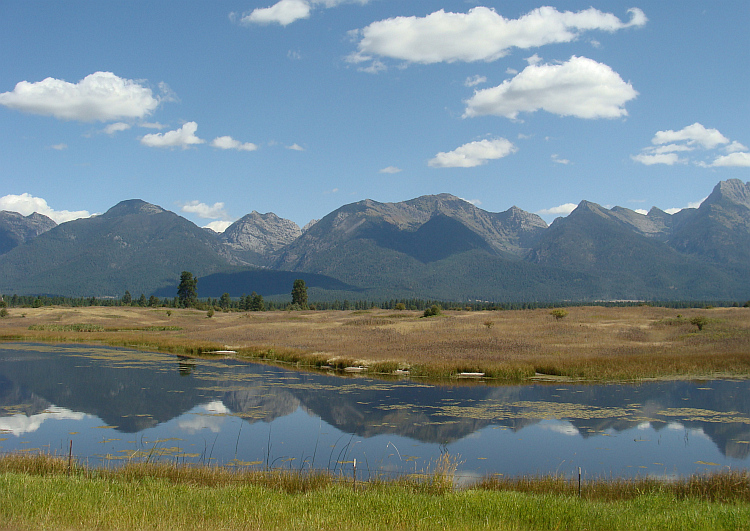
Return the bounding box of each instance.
[1,1,748,231]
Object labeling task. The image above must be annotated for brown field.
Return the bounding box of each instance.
[1,304,749,381]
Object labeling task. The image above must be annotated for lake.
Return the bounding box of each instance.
[2,342,750,483]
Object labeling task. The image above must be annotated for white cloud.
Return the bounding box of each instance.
[141,122,204,149]
[725,141,749,153]
[348,6,646,67]
[287,143,305,151]
[50,143,68,150]
[203,220,234,233]
[103,122,132,135]
[0,193,92,223]
[710,152,750,167]
[179,200,229,220]
[464,75,487,87]
[631,152,685,166]
[526,54,543,65]
[379,166,402,174]
[210,135,258,151]
[242,0,311,26]
[242,0,367,26]
[551,154,570,164]
[652,123,729,150]
[538,203,577,217]
[464,56,637,120]
[0,72,160,122]
[0,407,88,436]
[428,138,517,168]
[664,197,707,215]
[635,209,648,215]
[139,121,167,129]
[633,123,749,167]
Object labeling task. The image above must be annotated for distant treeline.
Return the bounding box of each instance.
[2,293,749,311]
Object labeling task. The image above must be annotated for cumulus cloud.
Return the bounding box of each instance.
[0,72,160,122]
[348,6,646,67]
[141,122,204,149]
[551,154,570,164]
[287,143,305,151]
[242,0,367,26]
[710,152,750,167]
[103,122,132,135]
[179,200,230,220]
[210,135,258,151]
[633,123,750,167]
[652,123,729,150]
[631,152,685,166]
[50,143,68,150]
[203,220,234,233]
[538,203,577,218]
[379,166,402,174]
[0,406,88,436]
[464,75,487,87]
[664,197,707,215]
[428,138,517,168]
[242,0,311,26]
[464,56,637,120]
[726,141,749,153]
[0,193,92,223]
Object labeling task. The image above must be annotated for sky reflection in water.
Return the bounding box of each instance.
[1,343,749,481]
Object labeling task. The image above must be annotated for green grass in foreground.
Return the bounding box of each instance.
[1,455,749,530]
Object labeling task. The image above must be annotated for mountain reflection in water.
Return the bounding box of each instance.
[1,343,750,479]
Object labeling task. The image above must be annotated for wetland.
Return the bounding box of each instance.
[2,340,750,480]
[1,305,750,481]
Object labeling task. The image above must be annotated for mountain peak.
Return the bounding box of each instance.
[221,210,301,256]
[104,199,166,217]
[705,179,750,209]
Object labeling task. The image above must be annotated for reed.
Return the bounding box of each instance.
[2,305,749,382]
[2,454,750,531]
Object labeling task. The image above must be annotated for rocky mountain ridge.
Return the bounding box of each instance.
[0,211,56,255]
[0,180,748,301]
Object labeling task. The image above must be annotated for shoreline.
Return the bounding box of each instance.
[1,305,749,383]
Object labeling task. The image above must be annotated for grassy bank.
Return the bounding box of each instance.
[1,305,749,382]
[2,454,750,530]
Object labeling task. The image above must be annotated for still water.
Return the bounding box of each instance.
[2,342,750,482]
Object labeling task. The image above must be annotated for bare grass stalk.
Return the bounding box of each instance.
[2,305,749,382]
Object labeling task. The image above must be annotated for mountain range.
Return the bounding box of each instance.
[1,179,749,302]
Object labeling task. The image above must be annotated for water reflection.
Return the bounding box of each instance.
[1,342,750,479]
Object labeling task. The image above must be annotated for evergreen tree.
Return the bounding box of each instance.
[219,292,231,310]
[249,291,265,311]
[122,290,132,305]
[177,271,198,308]
[291,279,308,309]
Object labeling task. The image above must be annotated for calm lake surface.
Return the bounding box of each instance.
[2,342,750,482]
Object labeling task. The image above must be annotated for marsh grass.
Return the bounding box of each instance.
[2,305,750,382]
[477,471,750,503]
[2,454,750,531]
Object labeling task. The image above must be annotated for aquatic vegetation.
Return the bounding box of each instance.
[2,305,750,381]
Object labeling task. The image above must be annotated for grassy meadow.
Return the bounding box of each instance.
[0,304,749,381]
[2,453,750,531]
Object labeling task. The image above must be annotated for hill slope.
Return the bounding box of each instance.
[0,200,239,297]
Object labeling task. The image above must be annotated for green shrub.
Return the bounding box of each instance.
[423,305,442,318]
[690,315,708,331]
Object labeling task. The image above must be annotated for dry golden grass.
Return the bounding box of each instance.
[1,305,749,381]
